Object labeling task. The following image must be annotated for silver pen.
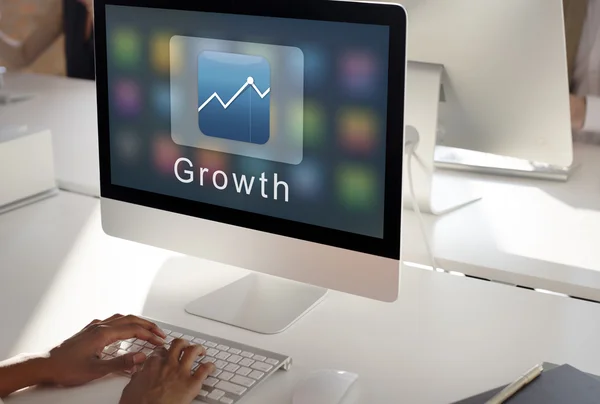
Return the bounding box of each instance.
[485,364,544,404]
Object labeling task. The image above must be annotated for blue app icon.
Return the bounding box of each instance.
[197,51,271,144]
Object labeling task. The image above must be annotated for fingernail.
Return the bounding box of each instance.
[133,352,146,364]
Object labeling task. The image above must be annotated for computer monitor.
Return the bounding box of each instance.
[399,0,573,181]
[94,0,406,334]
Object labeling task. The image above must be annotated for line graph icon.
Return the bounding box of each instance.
[170,36,305,164]
[197,51,271,144]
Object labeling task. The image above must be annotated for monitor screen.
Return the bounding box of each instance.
[104,5,391,239]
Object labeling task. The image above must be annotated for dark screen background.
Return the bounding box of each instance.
[106,5,390,238]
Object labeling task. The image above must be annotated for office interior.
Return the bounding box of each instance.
[1,0,600,403]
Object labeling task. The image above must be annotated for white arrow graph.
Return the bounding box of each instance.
[198,76,270,112]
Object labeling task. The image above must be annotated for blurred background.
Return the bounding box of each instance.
[0,0,65,76]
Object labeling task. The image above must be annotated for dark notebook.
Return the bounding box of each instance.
[453,363,600,404]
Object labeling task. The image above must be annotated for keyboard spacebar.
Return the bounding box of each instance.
[215,381,247,396]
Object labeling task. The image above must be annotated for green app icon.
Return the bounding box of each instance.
[112,28,141,68]
[336,165,377,210]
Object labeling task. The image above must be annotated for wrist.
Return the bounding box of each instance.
[29,355,57,385]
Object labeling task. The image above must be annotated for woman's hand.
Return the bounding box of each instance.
[46,314,166,387]
[120,339,215,404]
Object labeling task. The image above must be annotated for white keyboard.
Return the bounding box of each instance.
[101,319,292,403]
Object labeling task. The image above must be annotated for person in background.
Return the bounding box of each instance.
[565,0,600,137]
[0,314,215,404]
[0,0,95,80]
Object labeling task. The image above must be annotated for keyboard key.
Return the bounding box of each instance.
[227,355,242,364]
[165,336,175,343]
[216,352,231,360]
[216,381,247,396]
[144,342,156,349]
[206,348,219,357]
[253,355,267,362]
[248,370,264,380]
[210,369,222,378]
[205,341,218,348]
[236,367,252,377]
[191,363,199,372]
[215,360,228,369]
[202,357,216,364]
[220,398,234,404]
[224,364,240,373]
[170,332,183,338]
[265,358,279,366]
[230,375,256,388]
[128,344,143,353]
[218,371,234,381]
[141,348,153,356]
[204,377,219,387]
[104,346,118,355]
[240,351,254,358]
[217,345,230,351]
[207,390,225,400]
[161,329,172,335]
[115,349,128,357]
[120,341,133,350]
[133,339,146,346]
[239,358,254,367]
[199,390,208,398]
[193,338,205,345]
[101,353,112,360]
[228,348,242,355]
[182,335,194,341]
[251,362,272,372]
[194,355,204,364]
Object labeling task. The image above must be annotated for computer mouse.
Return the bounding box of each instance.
[292,370,360,404]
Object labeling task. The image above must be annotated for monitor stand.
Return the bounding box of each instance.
[185,273,328,335]
[404,61,481,215]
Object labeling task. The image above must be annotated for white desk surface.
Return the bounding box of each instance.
[3,192,600,404]
[4,72,600,301]
[403,142,600,301]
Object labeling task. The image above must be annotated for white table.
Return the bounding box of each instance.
[403,142,600,301]
[3,192,600,404]
[4,72,600,301]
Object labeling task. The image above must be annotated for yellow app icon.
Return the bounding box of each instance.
[151,32,177,74]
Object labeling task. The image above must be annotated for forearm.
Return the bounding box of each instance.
[0,355,52,398]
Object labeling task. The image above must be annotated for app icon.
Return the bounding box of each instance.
[115,130,141,163]
[196,149,229,173]
[338,107,378,154]
[340,51,377,96]
[170,36,304,164]
[336,164,377,210]
[151,32,174,74]
[152,83,170,117]
[114,79,142,117]
[197,51,271,145]
[153,135,181,175]
[112,28,141,69]
[298,45,326,88]
[290,158,322,200]
[304,101,326,148]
